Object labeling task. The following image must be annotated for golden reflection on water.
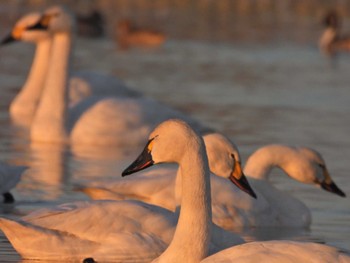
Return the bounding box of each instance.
[0,0,349,261]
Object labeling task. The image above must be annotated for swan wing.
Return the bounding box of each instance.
[1,200,177,261]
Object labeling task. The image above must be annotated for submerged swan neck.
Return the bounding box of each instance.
[10,38,51,123]
[244,145,293,180]
[157,138,212,262]
[31,32,71,143]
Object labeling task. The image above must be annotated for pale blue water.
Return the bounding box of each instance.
[0,4,350,261]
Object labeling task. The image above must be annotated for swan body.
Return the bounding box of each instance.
[202,240,350,263]
[0,200,174,262]
[1,10,138,127]
[78,133,345,229]
[0,120,247,262]
[121,119,350,263]
[21,6,203,146]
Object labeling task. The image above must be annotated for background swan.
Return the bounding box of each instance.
[26,6,204,146]
[0,119,253,262]
[0,163,27,204]
[1,9,138,127]
[243,144,345,228]
[77,133,345,229]
[120,119,350,263]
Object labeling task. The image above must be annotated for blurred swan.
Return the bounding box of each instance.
[14,6,204,146]
[121,119,350,263]
[116,19,166,50]
[0,163,27,204]
[319,10,350,58]
[201,240,350,263]
[79,136,346,229]
[0,119,254,262]
[1,10,138,127]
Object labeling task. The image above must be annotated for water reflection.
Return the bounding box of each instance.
[0,1,350,261]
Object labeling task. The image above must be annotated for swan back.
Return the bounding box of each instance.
[40,6,75,34]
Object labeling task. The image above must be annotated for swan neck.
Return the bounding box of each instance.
[31,33,71,143]
[244,145,290,180]
[158,139,212,262]
[319,28,337,51]
[10,38,52,122]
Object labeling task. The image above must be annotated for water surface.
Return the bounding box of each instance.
[0,3,349,261]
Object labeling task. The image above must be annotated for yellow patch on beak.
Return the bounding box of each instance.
[12,27,24,39]
[323,167,332,184]
[147,138,155,152]
[232,160,243,180]
[41,15,52,27]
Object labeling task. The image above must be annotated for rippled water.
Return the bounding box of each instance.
[0,15,350,262]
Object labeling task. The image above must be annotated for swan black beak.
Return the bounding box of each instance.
[27,18,49,31]
[122,139,154,176]
[229,160,257,199]
[0,34,16,45]
[320,180,346,197]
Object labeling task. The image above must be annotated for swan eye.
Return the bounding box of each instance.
[230,153,236,161]
[318,163,326,169]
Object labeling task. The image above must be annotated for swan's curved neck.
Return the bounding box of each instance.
[31,32,71,143]
[244,145,292,180]
[157,139,212,263]
[319,28,337,50]
[10,38,51,124]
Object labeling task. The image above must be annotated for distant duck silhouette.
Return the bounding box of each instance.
[76,10,104,38]
[319,10,350,57]
[116,19,166,50]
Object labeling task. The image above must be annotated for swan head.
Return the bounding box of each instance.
[323,10,340,29]
[122,120,257,198]
[122,119,204,176]
[26,6,75,35]
[1,12,50,45]
[203,133,257,198]
[288,147,346,197]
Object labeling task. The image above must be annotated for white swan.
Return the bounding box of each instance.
[77,133,345,229]
[0,163,27,204]
[21,6,203,146]
[1,12,51,126]
[121,119,350,263]
[241,144,346,228]
[0,120,251,262]
[1,9,137,127]
[201,240,350,263]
